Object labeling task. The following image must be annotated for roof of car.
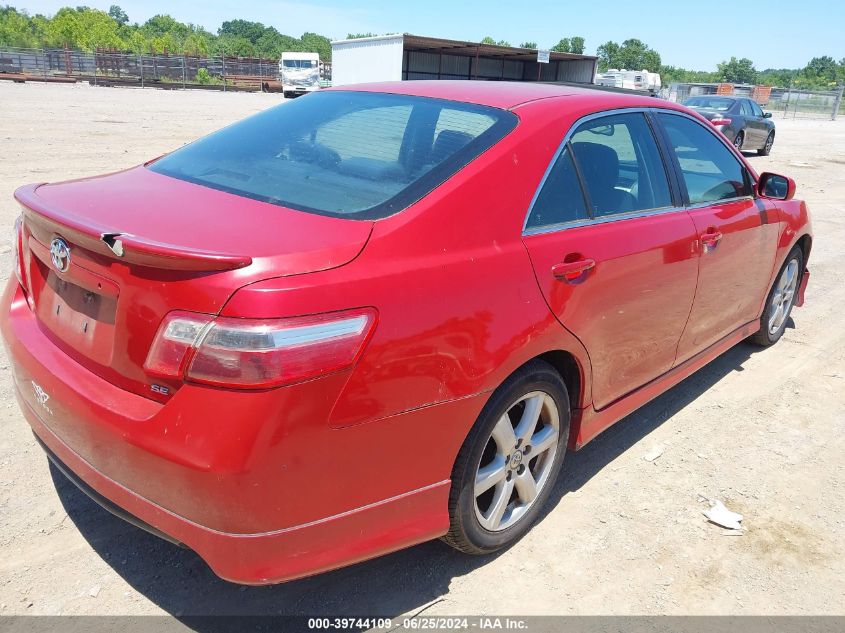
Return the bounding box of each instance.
[328,80,672,111]
[687,95,745,100]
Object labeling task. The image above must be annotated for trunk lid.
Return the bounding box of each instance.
[16,166,373,400]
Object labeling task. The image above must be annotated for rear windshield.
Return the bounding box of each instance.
[683,97,734,111]
[149,91,517,219]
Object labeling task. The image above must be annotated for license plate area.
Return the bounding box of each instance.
[29,242,118,367]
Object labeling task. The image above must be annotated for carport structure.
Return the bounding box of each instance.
[331,34,598,87]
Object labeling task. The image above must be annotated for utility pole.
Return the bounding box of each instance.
[833,84,844,121]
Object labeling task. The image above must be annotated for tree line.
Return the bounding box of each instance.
[0,5,332,60]
[1,5,842,89]
[596,38,845,90]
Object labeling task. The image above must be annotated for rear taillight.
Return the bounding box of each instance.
[144,308,377,389]
[711,117,732,127]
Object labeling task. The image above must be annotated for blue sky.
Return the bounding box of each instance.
[15,0,844,70]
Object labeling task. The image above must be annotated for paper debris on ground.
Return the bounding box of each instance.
[703,500,743,530]
[643,445,665,462]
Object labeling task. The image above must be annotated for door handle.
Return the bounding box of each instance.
[552,258,596,282]
[701,229,723,251]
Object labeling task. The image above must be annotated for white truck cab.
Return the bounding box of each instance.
[279,52,321,98]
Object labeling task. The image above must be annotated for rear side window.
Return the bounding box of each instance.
[149,91,517,219]
[569,113,672,217]
[525,146,589,229]
[657,113,752,204]
[525,112,672,230]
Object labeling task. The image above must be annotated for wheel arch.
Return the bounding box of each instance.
[535,350,584,412]
[796,233,812,268]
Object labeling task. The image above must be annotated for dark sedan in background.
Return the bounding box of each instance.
[683,95,776,155]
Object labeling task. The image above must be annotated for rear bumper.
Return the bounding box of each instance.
[26,406,447,584]
[1,279,465,584]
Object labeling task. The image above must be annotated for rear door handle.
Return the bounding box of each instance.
[701,229,723,251]
[552,258,596,282]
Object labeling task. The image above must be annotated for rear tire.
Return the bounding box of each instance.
[758,131,775,156]
[442,360,570,555]
[749,246,803,347]
[733,131,745,151]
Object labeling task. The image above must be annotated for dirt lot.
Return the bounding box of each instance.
[0,81,843,618]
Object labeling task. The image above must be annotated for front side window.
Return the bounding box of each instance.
[750,101,765,117]
[740,100,754,116]
[657,113,752,205]
[149,91,517,219]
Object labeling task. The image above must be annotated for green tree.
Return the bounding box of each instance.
[803,55,837,86]
[569,36,585,54]
[481,36,496,44]
[300,31,331,60]
[597,38,660,72]
[108,5,128,26]
[758,67,798,87]
[551,37,571,53]
[219,19,266,44]
[347,32,377,39]
[595,40,618,70]
[213,34,255,57]
[717,56,757,84]
[519,41,537,49]
[45,6,124,50]
[0,7,39,47]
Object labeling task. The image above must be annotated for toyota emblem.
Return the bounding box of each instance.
[50,238,71,273]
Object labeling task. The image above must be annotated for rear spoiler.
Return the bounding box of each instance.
[15,184,252,272]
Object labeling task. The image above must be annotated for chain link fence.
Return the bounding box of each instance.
[664,82,844,120]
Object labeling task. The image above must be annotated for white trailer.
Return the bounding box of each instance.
[330,35,405,87]
[279,51,321,97]
[595,69,662,94]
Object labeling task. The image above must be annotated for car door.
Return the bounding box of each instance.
[740,99,765,146]
[654,112,779,363]
[522,111,699,410]
[749,99,774,146]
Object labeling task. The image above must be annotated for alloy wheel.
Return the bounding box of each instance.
[768,258,799,335]
[473,391,560,532]
[734,133,744,150]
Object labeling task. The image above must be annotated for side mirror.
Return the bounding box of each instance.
[763,112,772,119]
[757,172,796,201]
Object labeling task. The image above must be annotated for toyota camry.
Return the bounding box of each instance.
[3,81,812,584]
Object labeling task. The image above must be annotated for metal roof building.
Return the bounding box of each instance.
[331,34,598,87]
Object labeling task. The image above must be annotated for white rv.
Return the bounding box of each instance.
[279,52,320,97]
[595,69,662,94]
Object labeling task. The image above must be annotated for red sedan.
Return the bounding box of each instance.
[3,81,811,584]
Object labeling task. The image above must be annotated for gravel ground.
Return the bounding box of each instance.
[0,81,843,618]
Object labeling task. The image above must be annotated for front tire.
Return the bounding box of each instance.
[750,246,803,346]
[442,361,570,555]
